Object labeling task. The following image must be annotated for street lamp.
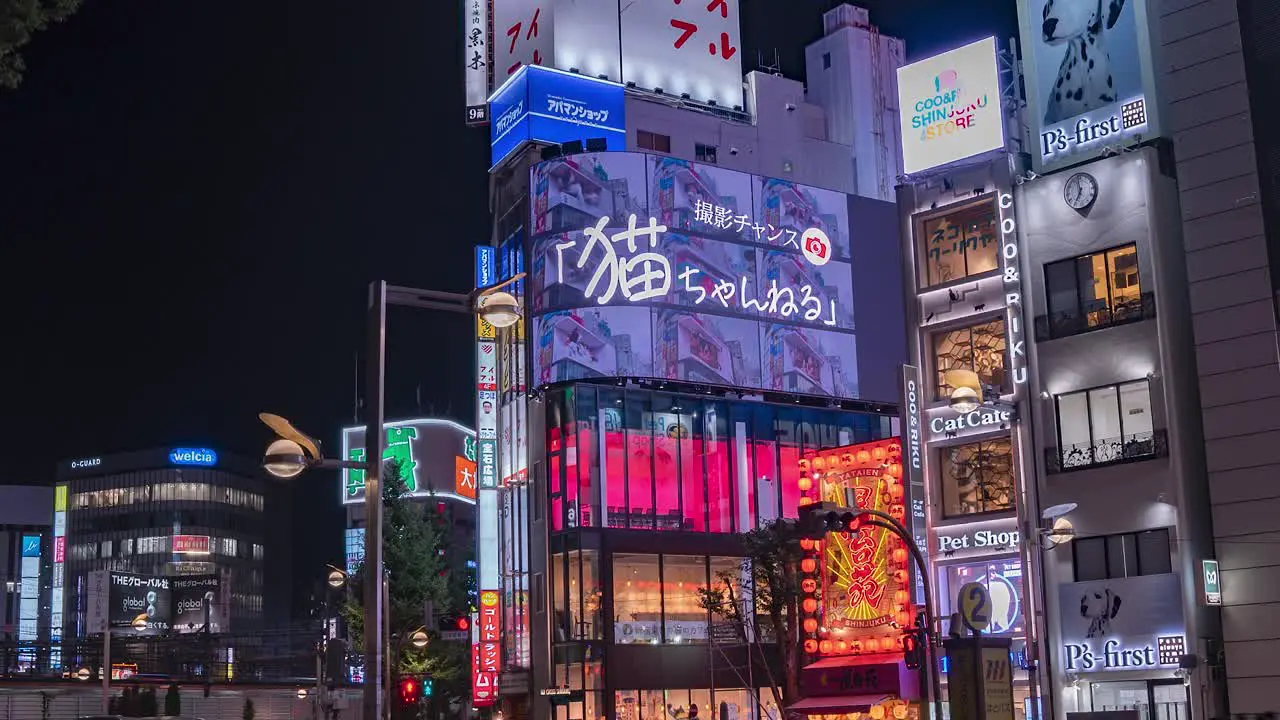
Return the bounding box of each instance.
[327,566,349,590]
[410,628,429,649]
[260,273,524,720]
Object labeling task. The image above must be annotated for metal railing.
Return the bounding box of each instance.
[1034,291,1156,342]
[1044,428,1168,474]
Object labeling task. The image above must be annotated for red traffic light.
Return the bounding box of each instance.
[398,677,420,706]
[457,617,470,631]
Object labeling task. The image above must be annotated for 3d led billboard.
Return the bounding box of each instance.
[528,151,863,399]
[341,418,478,505]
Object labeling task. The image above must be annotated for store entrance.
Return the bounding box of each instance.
[1083,679,1190,720]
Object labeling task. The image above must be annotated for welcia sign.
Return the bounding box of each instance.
[169,448,217,467]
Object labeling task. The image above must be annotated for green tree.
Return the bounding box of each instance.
[697,521,805,710]
[164,683,181,716]
[343,459,474,708]
[0,0,82,89]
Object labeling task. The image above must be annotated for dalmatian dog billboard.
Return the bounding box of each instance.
[1017,0,1158,171]
[1058,573,1185,672]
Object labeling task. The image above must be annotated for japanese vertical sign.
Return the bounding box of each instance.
[473,589,502,706]
[492,0,553,91]
[477,246,499,490]
[464,0,491,125]
[619,0,744,108]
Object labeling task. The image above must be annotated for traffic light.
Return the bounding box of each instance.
[798,502,864,539]
[438,615,470,633]
[902,630,925,671]
[422,675,434,698]
[397,676,420,708]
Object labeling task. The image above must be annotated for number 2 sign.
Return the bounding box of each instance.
[958,581,992,633]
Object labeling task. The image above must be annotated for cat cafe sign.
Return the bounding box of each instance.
[926,406,1013,442]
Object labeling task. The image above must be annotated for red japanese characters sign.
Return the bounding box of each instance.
[472,589,502,705]
[798,438,913,657]
[472,643,498,706]
[619,0,744,108]
[493,0,553,87]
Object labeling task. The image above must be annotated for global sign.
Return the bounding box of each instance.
[489,65,626,168]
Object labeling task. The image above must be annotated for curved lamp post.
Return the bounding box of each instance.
[260,273,523,720]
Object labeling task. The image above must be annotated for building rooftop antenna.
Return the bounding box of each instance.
[757,48,782,77]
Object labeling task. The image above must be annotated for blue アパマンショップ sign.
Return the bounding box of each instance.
[169,448,218,466]
[489,65,626,168]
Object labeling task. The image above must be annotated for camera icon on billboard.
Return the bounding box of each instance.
[801,228,832,267]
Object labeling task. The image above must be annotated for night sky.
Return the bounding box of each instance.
[0,0,1014,574]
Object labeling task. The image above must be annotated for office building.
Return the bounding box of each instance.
[0,486,54,670]
[55,446,290,641]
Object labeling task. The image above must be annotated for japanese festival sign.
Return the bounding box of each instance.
[798,439,913,656]
[528,150,861,399]
[473,589,502,706]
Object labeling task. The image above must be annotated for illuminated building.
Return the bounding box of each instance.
[0,486,54,670]
[473,2,917,716]
[55,447,290,641]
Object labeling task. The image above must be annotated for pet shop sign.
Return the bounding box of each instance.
[551,214,842,327]
[936,517,1020,557]
[1058,573,1185,672]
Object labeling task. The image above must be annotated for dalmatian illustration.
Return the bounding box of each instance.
[1040,0,1128,124]
[1080,588,1122,638]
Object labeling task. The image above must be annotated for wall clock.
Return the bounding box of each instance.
[1064,172,1098,211]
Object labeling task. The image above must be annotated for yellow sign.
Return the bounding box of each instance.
[957,581,992,633]
[54,485,67,512]
[981,646,1015,720]
[477,316,496,340]
[480,590,500,607]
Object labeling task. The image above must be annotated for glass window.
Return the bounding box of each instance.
[938,558,1024,636]
[613,554,661,644]
[695,143,717,164]
[1072,529,1172,580]
[627,392,655,529]
[569,550,602,640]
[919,200,1000,287]
[1043,244,1144,338]
[1055,380,1156,469]
[681,407,706,533]
[601,390,627,529]
[939,437,1015,517]
[933,318,1008,401]
[706,407,732,533]
[638,130,672,153]
[662,555,708,644]
[652,397,684,530]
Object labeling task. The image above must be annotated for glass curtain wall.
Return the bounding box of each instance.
[545,385,891,534]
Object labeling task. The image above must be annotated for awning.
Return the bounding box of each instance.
[787,694,893,714]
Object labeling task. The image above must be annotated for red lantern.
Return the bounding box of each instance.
[857,450,871,463]
[893,548,908,565]
[798,458,810,471]
[802,578,818,593]
[797,477,812,492]
[804,638,819,654]
[798,496,813,507]
[865,638,880,653]
[803,598,818,613]
[894,590,909,605]
[888,443,901,455]
[803,618,818,634]
[893,570,907,584]
[890,483,905,500]
[801,558,817,574]
[872,446,887,460]
[813,456,826,469]
[888,463,902,478]
[896,611,911,627]
[835,640,848,653]
[819,640,833,654]
[799,538,815,551]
